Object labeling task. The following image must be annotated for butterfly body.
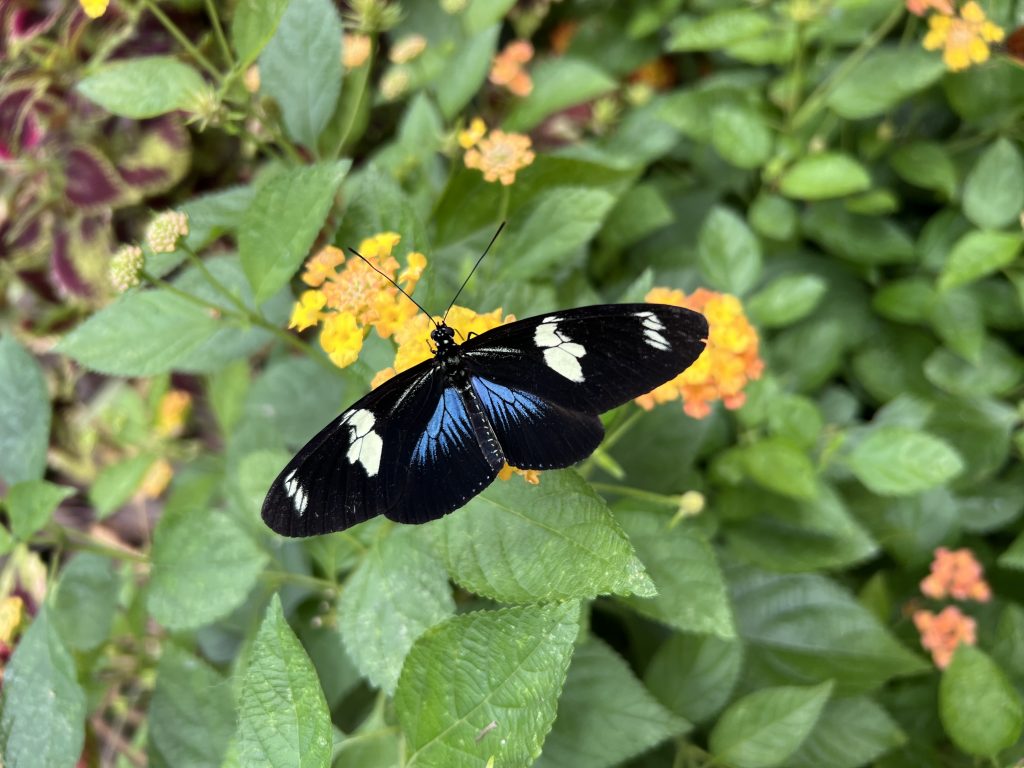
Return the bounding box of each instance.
[262,303,708,537]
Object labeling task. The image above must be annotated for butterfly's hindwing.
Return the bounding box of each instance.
[461,303,708,413]
[470,376,604,470]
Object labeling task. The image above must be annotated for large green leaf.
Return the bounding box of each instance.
[51,553,120,652]
[645,633,744,724]
[504,58,616,132]
[232,0,289,67]
[780,153,871,200]
[846,426,963,496]
[149,645,235,768]
[56,290,220,376]
[889,142,958,199]
[148,505,269,630]
[0,337,51,485]
[962,138,1024,230]
[238,595,332,768]
[4,480,74,541]
[747,275,827,328]
[533,639,689,768]
[615,507,735,638]
[827,46,944,119]
[239,161,350,303]
[940,646,1023,757]
[434,471,655,603]
[709,681,833,768]
[259,0,343,149]
[710,103,773,169]
[395,602,580,768]
[0,609,86,768]
[938,230,1023,292]
[78,57,205,118]
[786,696,906,768]
[698,205,763,295]
[729,565,928,693]
[338,528,454,694]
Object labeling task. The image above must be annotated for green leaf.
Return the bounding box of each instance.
[803,203,914,265]
[709,681,833,768]
[924,338,1024,397]
[395,602,580,768]
[338,528,454,694]
[667,9,772,51]
[533,639,689,768]
[239,595,332,768]
[56,290,220,376]
[999,530,1024,569]
[89,454,155,519]
[435,25,499,119]
[504,58,616,132]
[148,506,269,631]
[77,56,205,119]
[962,138,1024,230]
[645,633,743,724]
[499,187,619,280]
[149,645,235,768]
[847,426,963,496]
[0,609,86,768]
[747,275,827,328]
[232,0,289,68]
[826,46,944,119]
[785,696,905,768]
[889,142,958,199]
[722,484,878,572]
[615,507,735,638]
[779,153,872,200]
[698,206,763,295]
[729,565,928,693]
[735,438,819,500]
[938,230,1022,292]
[873,277,936,323]
[259,0,343,149]
[52,553,120,652]
[940,646,1023,757]
[239,161,350,303]
[435,471,655,603]
[749,193,797,241]
[208,359,251,435]
[847,486,957,567]
[600,183,674,252]
[710,103,773,169]
[0,336,50,485]
[4,480,74,540]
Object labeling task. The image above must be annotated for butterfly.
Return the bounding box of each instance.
[262,230,708,537]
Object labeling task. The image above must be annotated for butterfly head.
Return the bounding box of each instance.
[430,323,457,352]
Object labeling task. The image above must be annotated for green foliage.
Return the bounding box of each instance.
[6,0,1024,766]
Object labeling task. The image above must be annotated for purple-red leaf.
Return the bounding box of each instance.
[64,146,128,210]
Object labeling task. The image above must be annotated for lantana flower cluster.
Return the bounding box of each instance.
[634,287,763,418]
[288,233,426,369]
[913,547,992,668]
[910,0,1005,71]
[459,118,536,186]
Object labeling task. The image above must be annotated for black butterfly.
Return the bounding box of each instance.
[262,235,708,537]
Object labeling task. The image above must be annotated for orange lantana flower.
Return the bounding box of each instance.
[921,547,992,602]
[156,390,192,438]
[490,40,534,97]
[634,288,763,418]
[463,130,535,185]
[913,606,977,669]
[906,0,954,15]
[343,34,372,69]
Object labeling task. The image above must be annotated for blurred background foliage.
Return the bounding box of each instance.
[2,0,1024,766]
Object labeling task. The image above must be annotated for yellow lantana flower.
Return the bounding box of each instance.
[458,117,488,150]
[464,129,536,185]
[634,287,763,418]
[156,390,192,437]
[289,233,428,370]
[923,1,1004,71]
[80,0,109,18]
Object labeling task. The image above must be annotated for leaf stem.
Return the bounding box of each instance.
[204,0,234,69]
[590,482,679,508]
[139,0,222,81]
[791,5,904,130]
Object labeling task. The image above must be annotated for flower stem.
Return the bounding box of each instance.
[139,0,222,81]
[590,482,679,508]
[204,0,234,69]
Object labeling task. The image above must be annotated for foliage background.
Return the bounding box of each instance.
[2,0,1024,766]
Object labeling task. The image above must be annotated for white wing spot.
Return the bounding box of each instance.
[638,312,670,350]
[282,469,307,516]
[344,408,382,476]
[534,319,586,382]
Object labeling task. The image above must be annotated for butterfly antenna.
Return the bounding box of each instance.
[443,221,506,323]
[348,247,438,327]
